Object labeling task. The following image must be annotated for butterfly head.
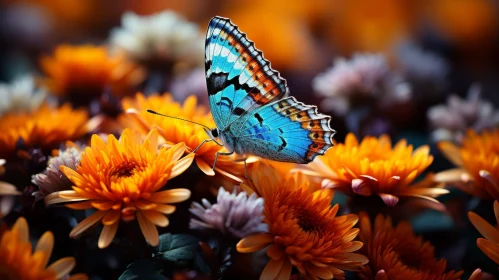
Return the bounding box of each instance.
[204,127,222,142]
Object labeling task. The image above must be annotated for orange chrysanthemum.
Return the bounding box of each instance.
[122,93,245,181]
[45,128,194,248]
[306,133,448,206]
[40,44,145,103]
[237,163,367,279]
[469,201,499,266]
[0,217,87,280]
[358,213,463,280]
[0,103,89,159]
[436,129,499,200]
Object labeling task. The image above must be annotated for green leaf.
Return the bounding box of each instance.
[155,233,211,274]
[156,233,200,262]
[119,259,167,280]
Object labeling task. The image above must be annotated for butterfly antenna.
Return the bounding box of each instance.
[146,109,212,131]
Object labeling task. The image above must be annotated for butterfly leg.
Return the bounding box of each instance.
[243,159,249,179]
[233,156,250,179]
[212,150,234,171]
[191,138,224,154]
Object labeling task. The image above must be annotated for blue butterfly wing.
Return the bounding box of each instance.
[231,97,336,163]
[205,16,288,130]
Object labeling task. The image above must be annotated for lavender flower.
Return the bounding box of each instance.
[395,42,449,97]
[32,146,82,201]
[170,68,208,105]
[190,187,267,239]
[110,11,203,67]
[313,53,411,116]
[0,75,46,116]
[428,84,499,142]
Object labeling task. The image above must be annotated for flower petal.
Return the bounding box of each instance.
[12,217,29,242]
[477,238,499,265]
[276,259,292,280]
[68,274,89,280]
[70,210,107,238]
[66,201,93,210]
[170,142,187,162]
[352,179,373,196]
[266,244,284,260]
[0,196,15,217]
[437,141,463,166]
[154,204,176,214]
[34,231,54,268]
[149,189,191,204]
[434,168,468,183]
[236,233,273,253]
[125,108,152,133]
[0,182,20,195]
[214,166,243,183]
[47,257,76,279]
[170,153,195,179]
[469,211,499,244]
[141,210,169,227]
[102,210,121,226]
[379,193,399,206]
[137,211,159,246]
[260,257,285,280]
[196,157,215,176]
[98,223,119,249]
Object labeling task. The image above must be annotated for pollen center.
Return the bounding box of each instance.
[112,161,138,178]
[296,209,322,233]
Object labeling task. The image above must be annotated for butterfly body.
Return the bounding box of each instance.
[205,16,335,165]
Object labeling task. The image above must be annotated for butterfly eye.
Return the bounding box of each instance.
[211,129,219,138]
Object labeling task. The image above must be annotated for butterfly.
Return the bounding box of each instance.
[200,16,335,169]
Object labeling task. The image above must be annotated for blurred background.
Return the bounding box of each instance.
[1,0,499,278]
[1,0,499,140]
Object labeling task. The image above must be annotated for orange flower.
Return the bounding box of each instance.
[0,217,87,280]
[45,129,194,248]
[237,163,367,279]
[358,213,463,280]
[436,129,499,200]
[122,93,245,182]
[40,44,145,104]
[242,161,323,196]
[305,133,448,206]
[221,1,327,71]
[468,201,499,266]
[326,0,416,54]
[425,0,498,50]
[0,103,89,159]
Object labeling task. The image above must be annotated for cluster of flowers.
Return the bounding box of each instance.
[312,44,499,142]
[0,9,498,280]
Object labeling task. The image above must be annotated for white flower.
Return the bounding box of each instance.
[189,187,267,239]
[110,11,204,66]
[32,146,82,201]
[395,42,449,95]
[313,53,411,116]
[428,84,499,142]
[0,75,46,116]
